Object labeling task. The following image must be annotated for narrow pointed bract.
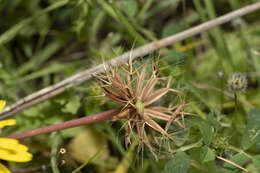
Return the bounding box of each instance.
[96,58,185,160]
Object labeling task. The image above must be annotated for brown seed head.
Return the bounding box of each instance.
[96,58,185,160]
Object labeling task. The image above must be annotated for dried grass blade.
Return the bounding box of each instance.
[136,122,158,160]
[112,108,130,121]
[144,132,158,161]
[126,78,135,98]
[147,126,160,146]
[144,115,171,139]
[141,74,157,100]
[148,106,171,113]
[102,84,122,99]
[125,120,134,148]
[136,65,146,97]
[110,79,130,100]
[104,92,125,106]
[174,119,185,128]
[144,108,171,121]
[95,75,111,85]
[144,88,169,106]
[136,121,145,142]
[165,104,184,131]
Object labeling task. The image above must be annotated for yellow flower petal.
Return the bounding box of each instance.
[0,138,30,152]
[0,138,20,148]
[0,100,6,112]
[0,119,16,129]
[0,163,11,173]
[0,138,32,162]
[0,148,32,162]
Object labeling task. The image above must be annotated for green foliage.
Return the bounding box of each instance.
[242,108,260,150]
[199,122,214,145]
[165,151,191,173]
[121,0,138,17]
[222,153,248,172]
[61,95,81,114]
[51,132,62,173]
[0,0,260,172]
[200,146,215,163]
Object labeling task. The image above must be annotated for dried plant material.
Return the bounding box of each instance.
[96,58,185,160]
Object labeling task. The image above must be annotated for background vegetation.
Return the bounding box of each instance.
[0,0,260,172]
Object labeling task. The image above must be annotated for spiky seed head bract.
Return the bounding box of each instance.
[228,73,247,92]
[96,58,185,160]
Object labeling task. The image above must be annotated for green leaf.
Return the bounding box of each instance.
[172,128,190,147]
[164,50,188,66]
[199,122,214,145]
[252,155,260,169]
[61,95,81,114]
[121,0,138,17]
[162,23,183,38]
[200,146,215,163]
[242,108,260,150]
[206,112,219,127]
[165,151,191,173]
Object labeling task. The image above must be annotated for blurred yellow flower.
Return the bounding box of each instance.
[0,100,33,173]
[0,100,6,112]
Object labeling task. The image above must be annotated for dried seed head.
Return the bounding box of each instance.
[228,73,247,92]
[96,58,185,160]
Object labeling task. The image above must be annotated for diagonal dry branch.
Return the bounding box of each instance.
[1,2,260,120]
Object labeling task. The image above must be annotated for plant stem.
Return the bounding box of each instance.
[7,109,120,140]
[11,165,51,173]
[51,132,62,173]
[234,93,238,110]
[216,156,249,173]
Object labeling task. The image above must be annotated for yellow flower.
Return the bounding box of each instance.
[0,100,33,173]
[0,100,6,112]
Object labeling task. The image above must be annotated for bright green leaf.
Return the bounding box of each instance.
[162,23,183,38]
[164,50,188,66]
[200,146,215,163]
[121,0,138,17]
[199,122,214,145]
[252,155,260,171]
[242,108,260,150]
[61,95,81,114]
[165,151,191,173]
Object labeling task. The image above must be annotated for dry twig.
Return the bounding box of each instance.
[216,156,250,173]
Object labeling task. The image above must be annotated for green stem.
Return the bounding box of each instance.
[51,132,62,173]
